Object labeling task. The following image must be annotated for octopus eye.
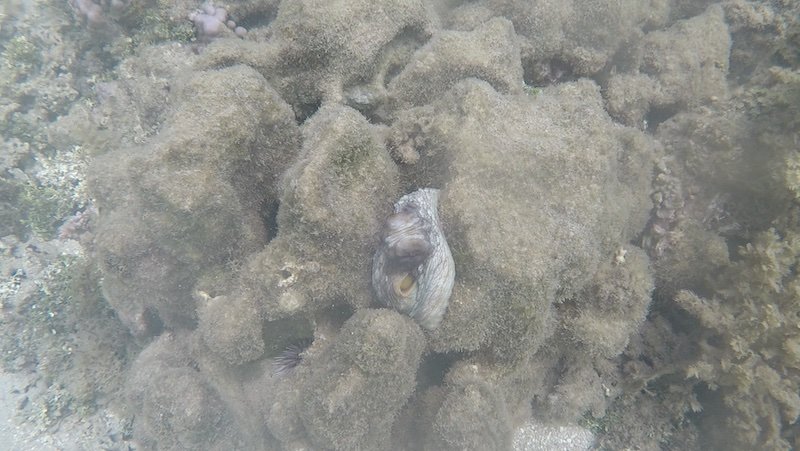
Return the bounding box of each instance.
[393,273,416,297]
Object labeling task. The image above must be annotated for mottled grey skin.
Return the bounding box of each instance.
[373,188,455,330]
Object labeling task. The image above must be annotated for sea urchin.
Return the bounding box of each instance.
[272,338,312,376]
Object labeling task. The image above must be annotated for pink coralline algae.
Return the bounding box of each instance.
[70,0,104,25]
[69,0,131,26]
[189,3,247,40]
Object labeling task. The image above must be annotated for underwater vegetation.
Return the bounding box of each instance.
[0,0,798,450]
[675,228,800,449]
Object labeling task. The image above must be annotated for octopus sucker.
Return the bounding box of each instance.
[372,188,455,330]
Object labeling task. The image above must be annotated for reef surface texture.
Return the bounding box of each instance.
[1,0,799,450]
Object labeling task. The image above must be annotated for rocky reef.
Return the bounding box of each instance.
[2,0,800,450]
[90,63,301,336]
[83,0,659,445]
[91,0,659,446]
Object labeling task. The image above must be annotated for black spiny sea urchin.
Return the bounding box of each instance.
[272,338,312,376]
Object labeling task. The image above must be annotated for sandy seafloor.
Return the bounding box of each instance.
[1,0,799,450]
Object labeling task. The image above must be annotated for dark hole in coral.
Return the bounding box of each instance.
[363,109,387,126]
[16,94,36,113]
[278,267,292,280]
[381,25,431,87]
[262,316,315,364]
[705,335,724,349]
[294,101,321,124]
[232,8,278,30]
[324,303,356,331]
[261,199,279,243]
[640,355,654,368]
[645,105,679,133]
[691,383,730,444]
[771,44,794,69]
[383,60,405,87]
[140,307,164,337]
[523,58,577,87]
[651,289,706,339]
[415,351,461,390]
[725,236,749,263]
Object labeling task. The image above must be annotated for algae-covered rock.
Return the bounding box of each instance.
[651,219,730,291]
[126,333,244,450]
[605,5,731,126]
[400,79,656,361]
[387,17,524,109]
[429,362,513,450]
[563,247,654,359]
[372,78,657,442]
[87,32,659,451]
[90,64,300,335]
[650,98,791,241]
[298,309,425,450]
[484,0,670,82]
[198,295,265,366]
[199,0,436,111]
[238,104,400,320]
